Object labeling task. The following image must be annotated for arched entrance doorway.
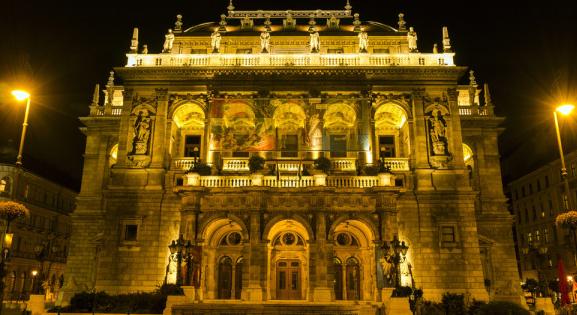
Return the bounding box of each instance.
[331,219,376,301]
[217,256,233,299]
[266,219,311,300]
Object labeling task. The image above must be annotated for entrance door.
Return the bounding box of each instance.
[276,260,301,300]
[346,258,361,300]
[218,257,233,299]
[333,259,343,300]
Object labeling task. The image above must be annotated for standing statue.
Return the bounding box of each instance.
[407,27,418,52]
[163,29,175,53]
[132,110,152,155]
[260,30,271,53]
[428,109,447,155]
[211,29,222,53]
[309,31,320,53]
[358,29,368,53]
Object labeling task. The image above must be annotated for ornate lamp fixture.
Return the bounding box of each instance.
[382,235,409,289]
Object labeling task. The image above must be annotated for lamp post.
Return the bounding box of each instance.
[168,235,190,286]
[554,104,577,266]
[10,90,32,168]
[382,235,409,290]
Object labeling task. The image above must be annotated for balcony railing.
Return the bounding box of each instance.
[332,158,357,172]
[126,53,455,68]
[173,158,197,171]
[383,158,410,172]
[222,158,250,172]
[459,105,494,117]
[182,173,397,188]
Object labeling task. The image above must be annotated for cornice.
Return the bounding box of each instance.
[115,66,468,83]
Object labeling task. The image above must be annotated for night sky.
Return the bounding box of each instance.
[0,0,576,191]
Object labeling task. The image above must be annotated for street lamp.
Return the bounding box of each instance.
[382,235,409,290]
[10,90,32,168]
[167,235,200,287]
[553,104,575,210]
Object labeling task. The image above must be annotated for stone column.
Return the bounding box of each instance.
[246,211,264,301]
[312,212,333,301]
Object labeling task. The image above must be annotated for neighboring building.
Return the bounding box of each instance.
[0,164,75,301]
[63,3,521,312]
[509,150,577,282]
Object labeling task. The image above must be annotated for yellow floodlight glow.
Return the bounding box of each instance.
[11,90,30,101]
[556,104,575,116]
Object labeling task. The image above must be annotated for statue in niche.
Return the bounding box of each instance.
[131,109,152,155]
[260,30,270,53]
[427,108,448,156]
[211,29,222,53]
[163,29,175,53]
[309,31,320,53]
[407,27,418,52]
[358,29,369,53]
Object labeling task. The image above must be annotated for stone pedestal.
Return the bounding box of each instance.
[184,172,200,186]
[26,295,45,315]
[313,174,327,186]
[245,285,264,301]
[535,297,555,315]
[251,174,264,186]
[162,295,187,315]
[378,172,395,186]
[387,297,412,315]
[312,287,333,302]
[181,286,196,302]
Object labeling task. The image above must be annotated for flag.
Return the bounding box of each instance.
[558,257,570,306]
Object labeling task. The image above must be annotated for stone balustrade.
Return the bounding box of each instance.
[126,53,455,68]
[459,105,493,117]
[182,174,397,188]
[331,158,357,172]
[222,158,250,172]
[382,158,410,172]
[173,158,198,171]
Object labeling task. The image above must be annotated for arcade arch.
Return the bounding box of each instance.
[374,102,411,160]
[170,102,206,161]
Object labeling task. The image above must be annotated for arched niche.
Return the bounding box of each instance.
[374,102,411,159]
[109,144,118,167]
[173,103,205,128]
[273,103,306,131]
[324,104,357,130]
[170,102,206,160]
[202,217,248,248]
[463,143,476,186]
[223,102,256,134]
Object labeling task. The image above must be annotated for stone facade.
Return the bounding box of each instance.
[509,149,577,284]
[63,3,522,311]
[0,164,75,302]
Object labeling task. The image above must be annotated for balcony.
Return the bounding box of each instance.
[126,53,455,68]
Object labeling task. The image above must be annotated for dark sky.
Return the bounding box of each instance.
[0,0,576,190]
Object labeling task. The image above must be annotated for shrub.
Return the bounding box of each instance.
[314,156,331,174]
[156,283,184,296]
[248,155,265,173]
[476,301,529,315]
[556,211,577,228]
[419,301,444,315]
[442,293,465,315]
[392,286,413,297]
[363,165,380,176]
[188,162,212,176]
[64,288,174,314]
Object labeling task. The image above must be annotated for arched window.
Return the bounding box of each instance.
[235,257,243,299]
[109,144,119,167]
[217,256,233,299]
[333,257,343,300]
[346,257,361,300]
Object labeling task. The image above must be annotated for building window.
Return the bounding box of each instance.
[522,187,526,197]
[184,135,201,158]
[532,206,537,220]
[281,134,299,158]
[124,224,138,242]
[525,208,529,223]
[544,228,549,243]
[379,135,396,158]
[563,194,569,210]
[535,230,540,242]
[545,176,549,188]
[527,232,532,245]
[330,135,348,158]
[529,184,533,195]
[0,177,11,193]
[572,163,576,176]
[549,199,554,216]
[537,180,541,192]
[440,225,457,247]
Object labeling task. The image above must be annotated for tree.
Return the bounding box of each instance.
[556,211,577,264]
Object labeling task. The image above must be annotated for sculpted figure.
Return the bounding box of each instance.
[309,31,320,53]
[132,110,152,154]
[163,29,175,53]
[407,27,418,52]
[211,29,222,53]
[260,30,271,53]
[358,29,368,53]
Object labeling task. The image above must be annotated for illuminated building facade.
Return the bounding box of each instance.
[63,2,521,312]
